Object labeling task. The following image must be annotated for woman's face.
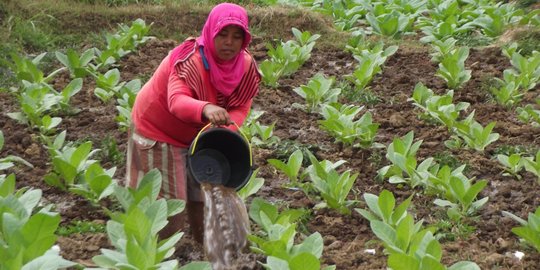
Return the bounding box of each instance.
[214,25,244,61]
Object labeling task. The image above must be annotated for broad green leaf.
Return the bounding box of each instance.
[21,212,61,261]
[388,253,419,270]
[289,252,320,270]
[448,261,481,270]
[419,255,445,270]
[370,220,396,248]
[378,189,396,223]
[264,256,289,270]
[291,232,323,258]
[179,261,212,270]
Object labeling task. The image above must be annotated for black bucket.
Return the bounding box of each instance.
[187,124,253,190]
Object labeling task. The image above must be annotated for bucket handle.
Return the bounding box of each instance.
[190,122,253,166]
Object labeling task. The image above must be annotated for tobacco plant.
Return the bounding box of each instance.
[264,28,319,79]
[91,169,206,269]
[447,112,499,152]
[378,131,437,188]
[69,163,117,205]
[472,3,523,37]
[507,50,540,91]
[248,198,333,270]
[44,131,100,190]
[250,121,280,148]
[115,93,134,131]
[419,19,474,43]
[290,27,321,48]
[94,69,141,102]
[248,198,307,232]
[267,149,304,187]
[432,175,488,221]
[238,168,265,201]
[355,189,413,228]
[410,82,469,128]
[93,19,152,70]
[239,109,265,141]
[55,48,96,78]
[429,37,457,63]
[43,131,116,205]
[292,73,341,113]
[259,60,283,88]
[0,175,75,269]
[496,153,525,179]
[358,190,480,270]
[305,152,358,215]
[301,156,347,183]
[4,52,63,86]
[516,103,540,127]
[502,206,540,252]
[490,71,523,108]
[366,9,411,38]
[319,103,379,148]
[7,83,56,129]
[311,0,365,31]
[347,44,397,91]
[523,150,540,182]
[436,46,471,90]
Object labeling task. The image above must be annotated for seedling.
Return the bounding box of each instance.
[503,206,540,252]
[268,149,304,187]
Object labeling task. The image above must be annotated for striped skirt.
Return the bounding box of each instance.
[126,129,202,202]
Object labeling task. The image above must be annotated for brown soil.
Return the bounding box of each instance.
[2,12,540,270]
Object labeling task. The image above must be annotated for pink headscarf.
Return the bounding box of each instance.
[196,3,252,96]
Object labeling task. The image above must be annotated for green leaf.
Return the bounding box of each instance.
[395,215,414,251]
[463,180,487,206]
[264,256,290,270]
[392,194,412,225]
[124,207,152,243]
[291,232,323,258]
[289,252,320,270]
[166,199,185,217]
[363,192,382,219]
[419,255,445,270]
[125,237,151,268]
[238,168,264,201]
[179,261,212,270]
[135,169,162,202]
[21,212,61,261]
[448,261,481,270]
[18,189,42,215]
[388,253,419,270]
[249,198,278,228]
[70,141,93,170]
[0,174,16,197]
[62,78,83,100]
[378,189,396,223]
[21,249,76,270]
[370,220,396,248]
[52,158,77,185]
[512,227,540,251]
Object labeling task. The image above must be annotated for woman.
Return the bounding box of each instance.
[126,2,260,243]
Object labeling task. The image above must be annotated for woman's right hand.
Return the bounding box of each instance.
[202,104,232,126]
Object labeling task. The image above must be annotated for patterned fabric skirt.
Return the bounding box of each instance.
[125,128,202,202]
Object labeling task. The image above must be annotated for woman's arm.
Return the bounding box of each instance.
[167,71,210,124]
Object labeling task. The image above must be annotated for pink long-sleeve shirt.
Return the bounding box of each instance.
[132,44,260,148]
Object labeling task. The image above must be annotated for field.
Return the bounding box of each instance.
[1,0,540,269]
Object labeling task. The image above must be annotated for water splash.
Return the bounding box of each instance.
[202,183,250,270]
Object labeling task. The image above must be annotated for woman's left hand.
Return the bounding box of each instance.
[202,104,233,126]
